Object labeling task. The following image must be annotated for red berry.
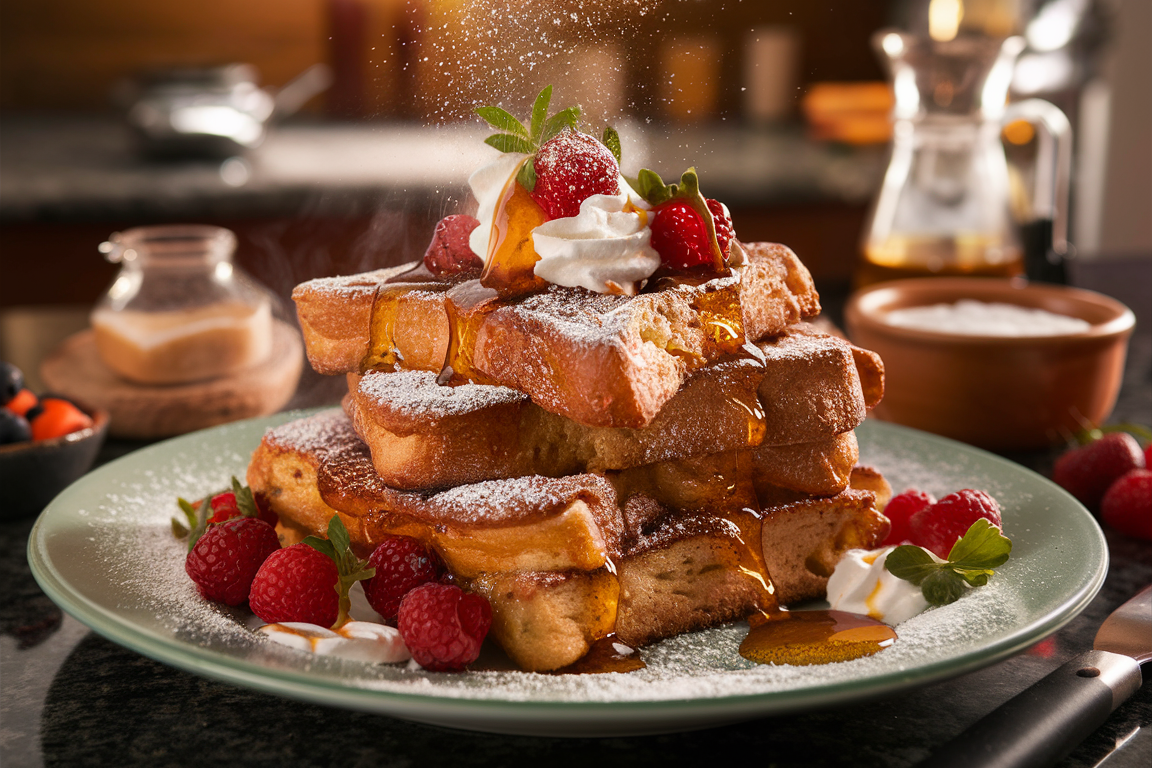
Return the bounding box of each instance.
[185,518,280,606]
[530,128,620,220]
[1100,469,1152,540]
[909,489,1003,559]
[1144,444,1151,470]
[423,214,482,276]
[650,198,733,271]
[397,583,491,672]
[249,543,340,627]
[1053,433,1145,512]
[880,489,936,547]
[363,536,444,621]
[207,491,240,524]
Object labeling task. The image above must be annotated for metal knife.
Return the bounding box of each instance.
[924,585,1150,768]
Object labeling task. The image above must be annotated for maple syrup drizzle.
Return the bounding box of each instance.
[438,281,500,385]
[740,609,897,666]
[550,635,647,675]
[361,263,458,373]
[480,161,550,298]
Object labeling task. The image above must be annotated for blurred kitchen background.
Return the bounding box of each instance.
[1,0,1149,396]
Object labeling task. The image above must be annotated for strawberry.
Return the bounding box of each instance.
[1100,469,1152,540]
[880,489,936,547]
[397,583,491,672]
[909,489,1003,559]
[1145,443,1152,470]
[185,517,280,606]
[363,536,444,621]
[423,214,482,276]
[249,516,373,629]
[530,128,620,220]
[1052,432,1145,512]
[185,479,278,529]
[649,197,735,271]
[207,491,241,524]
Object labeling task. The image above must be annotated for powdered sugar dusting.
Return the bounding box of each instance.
[358,370,526,420]
[37,413,1098,711]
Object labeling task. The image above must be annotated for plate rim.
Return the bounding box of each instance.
[27,414,1109,728]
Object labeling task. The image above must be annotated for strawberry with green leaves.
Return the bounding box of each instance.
[630,168,734,272]
[477,85,622,220]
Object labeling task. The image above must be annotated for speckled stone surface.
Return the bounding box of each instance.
[2,262,1149,768]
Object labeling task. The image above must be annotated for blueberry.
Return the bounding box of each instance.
[1,362,24,406]
[0,408,31,444]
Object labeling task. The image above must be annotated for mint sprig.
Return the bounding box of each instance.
[302,515,375,630]
[884,519,1012,606]
[477,85,612,193]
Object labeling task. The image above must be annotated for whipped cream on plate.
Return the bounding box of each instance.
[826,547,931,625]
[466,151,660,294]
[258,621,411,664]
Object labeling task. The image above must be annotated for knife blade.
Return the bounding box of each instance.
[922,586,1149,768]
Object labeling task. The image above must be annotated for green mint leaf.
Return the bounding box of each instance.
[921,570,967,606]
[516,158,537,192]
[475,106,529,139]
[231,476,258,518]
[484,134,535,155]
[304,516,375,629]
[186,497,212,552]
[634,168,672,205]
[602,126,622,164]
[327,515,351,555]
[540,107,581,144]
[529,85,552,145]
[946,518,1012,570]
[884,544,940,586]
[959,569,993,587]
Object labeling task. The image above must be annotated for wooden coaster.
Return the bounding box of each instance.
[40,321,304,439]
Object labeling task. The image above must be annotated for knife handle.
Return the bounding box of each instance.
[923,650,1142,768]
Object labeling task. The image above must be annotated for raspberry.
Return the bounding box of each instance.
[650,198,733,271]
[423,214,482,276]
[530,128,620,220]
[1100,469,1152,540]
[1053,433,1145,512]
[249,543,341,627]
[880,489,936,547]
[909,489,1003,559]
[185,518,280,606]
[363,536,444,621]
[1145,444,1152,471]
[397,583,491,672]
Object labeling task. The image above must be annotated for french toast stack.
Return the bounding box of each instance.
[249,242,891,671]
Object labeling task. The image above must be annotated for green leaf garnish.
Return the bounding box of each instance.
[540,106,581,144]
[483,133,535,154]
[529,85,552,145]
[302,515,375,630]
[601,126,622,165]
[885,519,1012,606]
[475,105,529,139]
[232,476,258,518]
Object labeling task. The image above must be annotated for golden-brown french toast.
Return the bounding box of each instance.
[248,409,889,671]
[293,242,819,428]
[344,325,880,490]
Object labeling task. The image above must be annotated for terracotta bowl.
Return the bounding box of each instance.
[0,403,109,520]
[844,278,1135,451]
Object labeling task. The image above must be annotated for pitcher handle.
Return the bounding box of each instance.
[1003,99,1073,260]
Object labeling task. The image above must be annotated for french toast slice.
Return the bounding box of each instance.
[345,325,881,490]
[293,242,820,428]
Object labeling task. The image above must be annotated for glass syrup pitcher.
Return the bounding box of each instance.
[858,31,1071,286]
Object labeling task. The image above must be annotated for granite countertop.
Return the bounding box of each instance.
[0,114,886,222]
[1,262,1149,767]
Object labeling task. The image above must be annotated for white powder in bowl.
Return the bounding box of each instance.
[884,300,1091,337]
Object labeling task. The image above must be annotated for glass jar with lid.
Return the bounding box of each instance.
[90,225,279,385]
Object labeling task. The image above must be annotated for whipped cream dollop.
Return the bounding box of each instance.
[532,179,660,294]
[466,151,660,294]
[826,547,931,625]
[258,621,411,664]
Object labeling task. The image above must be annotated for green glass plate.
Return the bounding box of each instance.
[28,413,1106,737]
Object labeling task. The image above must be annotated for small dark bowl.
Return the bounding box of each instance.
[0,405,110,520]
